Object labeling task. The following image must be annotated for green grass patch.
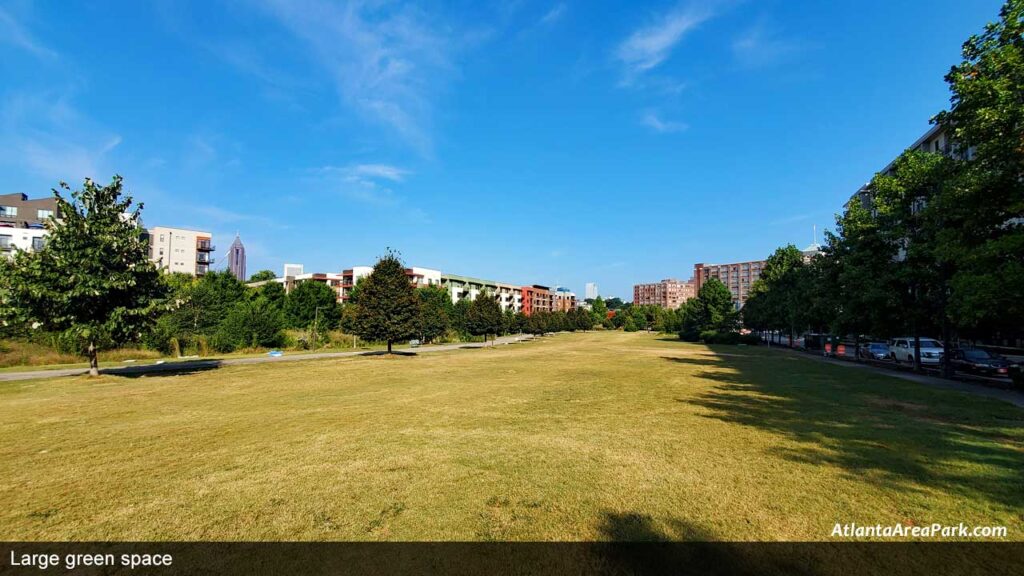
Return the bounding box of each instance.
[0,332,1020,541]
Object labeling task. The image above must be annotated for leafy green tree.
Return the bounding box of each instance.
[165,271,247,340]
[212,296,286,352]
[466,291,504,343]
[0,177,164,375]
[525,311,550,335]
[417,285,452,343]
[623,316,638,332]
[870,151,954,369]
[451,297,471,335]
[934,0,1024,345]
[502,309,516,335]
[511,311,528,334]
[604,297,625,310]
[590,296,608,324]
[256,281,287,310]
[354,251,419,353]
[678,278,737,340]
[631,306,648,331]
[284,280,339,330]
[569,307,594,331]
[249,269,277,282]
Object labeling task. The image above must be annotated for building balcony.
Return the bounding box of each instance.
[196,241,215,252]
[197,254,214,264]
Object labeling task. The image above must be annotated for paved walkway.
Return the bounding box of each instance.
[767,345,1024,409]
[0,334,537,383]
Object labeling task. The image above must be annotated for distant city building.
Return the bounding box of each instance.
[0,193,58,259]
[633,278,695,309]
[693,260,765,308]
[249,262,574,315]
[585,282,598,300]
[147,226,214,276]
[227,234,246,282]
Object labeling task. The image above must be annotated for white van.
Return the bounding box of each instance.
[889,337,944,365]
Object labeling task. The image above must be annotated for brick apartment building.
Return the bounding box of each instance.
[693,260,766,308]
[633,278,695,309]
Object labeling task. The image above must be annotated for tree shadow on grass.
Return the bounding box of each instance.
[360,350,418,357]
[106,360,223,378]
[666,351,1024,511]
[596,512,823,575]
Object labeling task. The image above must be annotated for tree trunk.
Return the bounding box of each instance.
[387,340,393,354]
[913,334,922,373]
[854,334,861,363]
[87,341,99,377]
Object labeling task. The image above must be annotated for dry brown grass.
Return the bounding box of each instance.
[0,331,1020,541]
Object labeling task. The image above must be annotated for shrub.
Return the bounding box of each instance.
[700,331,742,345]
[679,328,701,342]
[623,317,638,332]
[213,297,286,352]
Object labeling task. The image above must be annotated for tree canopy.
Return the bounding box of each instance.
[0,176,165,375]
[353,251,419,353]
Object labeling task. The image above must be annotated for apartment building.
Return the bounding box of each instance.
[850,124,960,212]
[147,226,215,276]
[553,287,578,312]
[0,193,57,259]
[521,285,555,316]
[442,274,523,312]
[693,260,765,308]
[336,266,442,303]
[0,193,59,228]
[633,278,695,309]
[585,283,599,300]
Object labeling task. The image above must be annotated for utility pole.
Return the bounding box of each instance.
[312,305,321,351]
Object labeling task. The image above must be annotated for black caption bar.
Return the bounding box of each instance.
[2,543,1022,575]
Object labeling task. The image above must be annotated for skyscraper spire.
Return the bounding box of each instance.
[228,234,246,282]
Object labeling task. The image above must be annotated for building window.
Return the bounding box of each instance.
[0,206,17,217]
[0,234,11,248]
[37,209,54,220]
[31,237,45,251]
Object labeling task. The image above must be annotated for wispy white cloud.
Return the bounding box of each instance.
[348,163,410,182]
[0,6,57,59]
[732,21,799,68]
[0,92,121,183]
[539,3,567,27]
[615,2,714,83]
[193,205,288,229]
[255,0,454,155]
[642,111,688,134]
[316,163,412,206]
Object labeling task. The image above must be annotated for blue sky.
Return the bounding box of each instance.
[0,0,1003,298]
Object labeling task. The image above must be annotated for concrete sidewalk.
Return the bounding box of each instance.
[0,334,537,383]
[766,345,1024,409]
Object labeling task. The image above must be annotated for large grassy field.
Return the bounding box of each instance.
[0,331,1020,541]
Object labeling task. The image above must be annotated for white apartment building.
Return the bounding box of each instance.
[585,282,598,300]
[148,226,215,276]
[0,226,47,257]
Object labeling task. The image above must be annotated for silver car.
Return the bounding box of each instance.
[889,337,944,365]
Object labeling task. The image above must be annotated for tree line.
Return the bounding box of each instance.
[0,186,598,373]
[743,1,1024,373]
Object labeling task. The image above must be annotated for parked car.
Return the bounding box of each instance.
[948,348,1016,377]
[858,342,890,360]
[889,337,944,365]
